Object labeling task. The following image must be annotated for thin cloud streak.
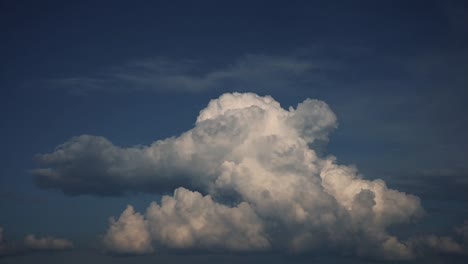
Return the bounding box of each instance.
[43,54,342,94]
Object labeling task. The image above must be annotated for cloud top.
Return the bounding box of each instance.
[32,93,337,196]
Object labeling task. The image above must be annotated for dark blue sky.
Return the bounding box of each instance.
[1,1,468,263]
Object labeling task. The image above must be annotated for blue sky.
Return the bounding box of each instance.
[1,1,468,263]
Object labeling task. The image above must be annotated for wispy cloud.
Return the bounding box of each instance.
[40,42,468,97]
[43,54,342,94]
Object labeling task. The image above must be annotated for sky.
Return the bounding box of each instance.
[1,0,468,263]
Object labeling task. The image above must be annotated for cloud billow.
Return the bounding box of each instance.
[33,93,467,259]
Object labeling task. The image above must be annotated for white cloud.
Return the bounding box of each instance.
[145,187,270,251]
[102,188,270,254]
[33,93,466,259]
[102,205,153,254]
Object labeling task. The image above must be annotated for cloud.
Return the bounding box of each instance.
[144,187,269,251]
[0,226,73,257]
[103,189,270,255]
[32,93,337,196]
[406,235,464,255]
[43,54,338,94]
[102,205,153,254]
[23,234,73,251]
[33,93,466,259]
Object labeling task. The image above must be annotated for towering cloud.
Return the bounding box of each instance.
[33,93,466,259]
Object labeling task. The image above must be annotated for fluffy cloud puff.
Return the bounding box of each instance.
[103,188,270,254]
[102,205,153,254]
[0,227,73,257]
[33,93,465,259]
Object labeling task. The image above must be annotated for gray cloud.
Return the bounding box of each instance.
[31,93,466,259]
[23,235,73,251]
[0,226,73,257]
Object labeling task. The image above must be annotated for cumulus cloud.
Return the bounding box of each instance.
[0,226,73,257]
[32,93,337,196]
[102,205,153,254]
[103,188,270,254]
[33,93,466,259]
